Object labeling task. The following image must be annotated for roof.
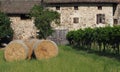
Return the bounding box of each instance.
[0,0,119,14]
[0,1,41,14]
[44,0,119,4]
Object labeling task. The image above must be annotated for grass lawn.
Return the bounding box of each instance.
[0,45,120,72]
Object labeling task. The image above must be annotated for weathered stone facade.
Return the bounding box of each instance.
[9,3,115,40]
[48,4,114,30]
[10,16,37,40]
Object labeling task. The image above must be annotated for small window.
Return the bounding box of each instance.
[20,14,31,20]
[114,19,118,25]
[98,6,102,10]
[74,6,78,10]
[97,14,105,24]
[73,17,79,23]
[56,6,60,10]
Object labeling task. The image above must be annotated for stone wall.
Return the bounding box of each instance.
[9,3,114,40]
[10,16,37,40]
[47,3,113,30]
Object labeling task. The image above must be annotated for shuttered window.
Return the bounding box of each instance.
[97,14,105,24]
[73,17,79,23]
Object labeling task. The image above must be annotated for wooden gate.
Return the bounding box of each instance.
[48,29,69,45]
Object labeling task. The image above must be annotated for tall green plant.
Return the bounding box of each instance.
[30,5,60,39]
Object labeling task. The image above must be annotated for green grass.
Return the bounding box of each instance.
[0,45,120,72]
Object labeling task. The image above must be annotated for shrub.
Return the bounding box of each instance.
[0,12,13,38]
[66,26,120,54]
[0,11,13,47]
[66,31,75,45]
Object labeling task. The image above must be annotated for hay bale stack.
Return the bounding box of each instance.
[24,39,40,60]
[4,40,28,62]
[34,40,58,60]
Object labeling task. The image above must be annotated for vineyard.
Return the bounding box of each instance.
[67,26,120,54]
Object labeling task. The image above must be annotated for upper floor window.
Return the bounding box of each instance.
[74,6,78,10]
[20,14,31,20]
[73,17,79,23]
[98,6,102,10]
[56,6,60,10]
[97,14,105,24]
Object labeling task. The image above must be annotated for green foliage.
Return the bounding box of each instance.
[30,5,60,39]
[0,12,13,38]
[66,31,75,44]
[83,28,94,47]
[66,26,120,54]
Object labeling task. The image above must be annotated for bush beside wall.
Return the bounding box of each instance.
[66,26,120,54]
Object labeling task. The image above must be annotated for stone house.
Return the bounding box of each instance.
[0,0,41,40]
[0,0,120,42]
[44,0,119,30]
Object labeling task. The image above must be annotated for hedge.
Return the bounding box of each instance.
[66,26,120,54]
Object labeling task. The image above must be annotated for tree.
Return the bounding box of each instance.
[0,12,13,38]
[30,5,60,39]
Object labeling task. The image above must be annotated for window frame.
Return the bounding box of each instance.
[74,6,78,10]
[20,14,31,20]
[114,19,118,25]
[56,6,60,10]
[73,17,79,23]
[96,14,105,24]
[98,6,102,10]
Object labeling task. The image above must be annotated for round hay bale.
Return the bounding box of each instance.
[4,40,28,62]
[24,39,40,60]
[33,40,58,60]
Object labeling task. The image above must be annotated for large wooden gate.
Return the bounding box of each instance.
[48,29,69,45]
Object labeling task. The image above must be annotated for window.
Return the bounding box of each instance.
[20,14,31,20]
[97,14,105,24]
[73,17,79,23]
[56,6,60,10]
[98,6,102,10]
[74,6,78,10]
[114,19,118,25]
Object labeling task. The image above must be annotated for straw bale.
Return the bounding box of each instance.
[34,40,58,60]
[24,39,40,60]
[4,40,28,62]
